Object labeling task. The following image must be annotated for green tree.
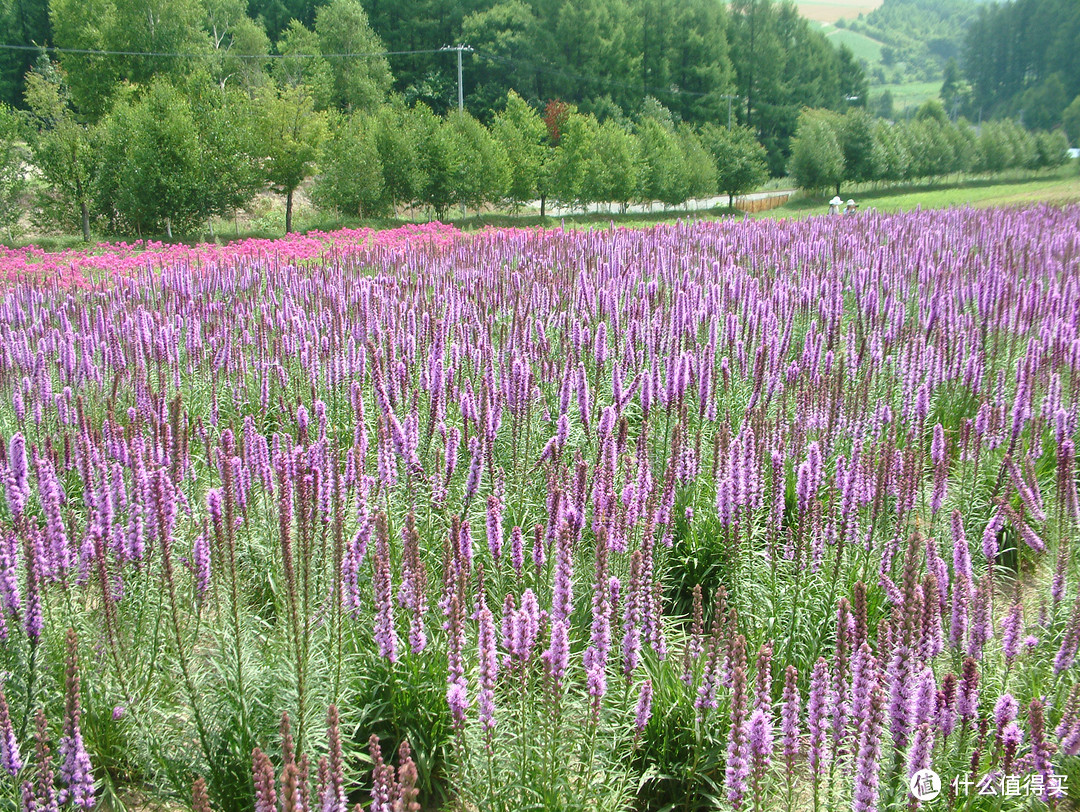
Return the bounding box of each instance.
[314,0,393,112]
[635,115,688,208]
[48,0,119,118]
[490,90,546,209]
[313,111,385,217]
[112,80,205,237]
[373,104,425,213]
[1035,129,1068,170]
[412,104,459,218]
[701,122,768,206]
[274,20,334,110]
[1064,95,1080,147]
[254,83,328,232]
[839,109,879,185]
[0,103,27,241]
[206,0,271,91]
[446,109,509,212]
[677,124,717,202]
[583,119,639,210]
[788,109,845,195]
[23,62,97,240]
[548,109,598,210]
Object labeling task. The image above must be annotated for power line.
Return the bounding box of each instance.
[0,40,735,105]
[0,42,445,59]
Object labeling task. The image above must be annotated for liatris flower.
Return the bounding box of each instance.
[957,657,979,724]
[981,511,1004,562]
[446,593,468,730]
[852,684,885,812]
[32,708,56,812]
[1055,595,1080,673]
[192,777,211,812]
[1028,699,1059,800]
[911,668,936,727]
[968,575,992,658]
[994,694,1018,743]
[485,494,503,562]
[477,596,498,742]
[747,706,773,807]
[725,664,750,811]
[1001,722,1023,774]
[510,526,524,576]
[907,722,934,780]
[192,528,211,600]
[634,679,653,738]
[372,514,398,663]
[397,741,421,812]
[886,643,913,752]
[5,432,28,519]
[754,641,772,712]
[544,616,570,691]
[280,762,303,812]
[780,665,799,779]
[1001,602,1022,661]
[807,658,831,780]
[0,684,21,775]
[320,705,345,812]
[937,672,957,738]
[58,629,94,808]
[920,573,943,659]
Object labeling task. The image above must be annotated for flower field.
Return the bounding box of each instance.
[1,206,1080,811]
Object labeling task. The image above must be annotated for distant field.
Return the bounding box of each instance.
[756,168,1080,220]
[792,0,883,23]
[872,80,941,111]
[814,22,885,60]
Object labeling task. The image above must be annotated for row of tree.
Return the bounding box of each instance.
[789,101,1071,195]
[1,61,770,239]
[0,0,868,176]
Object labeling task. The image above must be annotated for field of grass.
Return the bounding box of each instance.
[757,167,1080,220]
[871,80,941,112]
[813,22,886,61]
[788,0,883,23]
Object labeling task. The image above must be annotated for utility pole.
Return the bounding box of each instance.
[440,44,473,112]
[720,93,738,128]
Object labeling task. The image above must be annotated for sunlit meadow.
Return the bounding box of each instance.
[0,208,1079,811]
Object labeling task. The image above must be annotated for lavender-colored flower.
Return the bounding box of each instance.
[807,658,831,779]
[1001,602,1022,660]
[253,748,278,812]
[852,684,885,812]
[477,597,498,741]
[994,693,1018,741]
[192,529,211,599]
[58,629,94,808]
[0,686,21,775]
[957,657,979,723]
[634,679,653,737]
[725,665,750,811]
[780,665,799,776]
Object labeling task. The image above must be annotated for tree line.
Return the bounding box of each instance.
[789,100,1070,196]
[963,0,1080,136]
[0,62,770,240]
[0,0,867,175]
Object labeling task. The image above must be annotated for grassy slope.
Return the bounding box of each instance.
[754,168,1080,221]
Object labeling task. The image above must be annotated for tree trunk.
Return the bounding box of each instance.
[540,194,546,218]
[286,190,294,234]
[80,201,90,242]
[165,217,173,240]
[836,182,841,197]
